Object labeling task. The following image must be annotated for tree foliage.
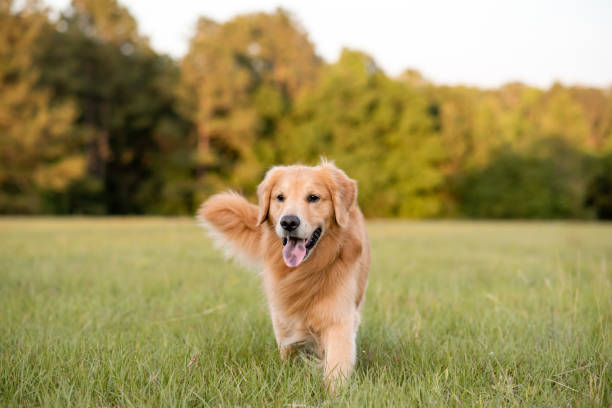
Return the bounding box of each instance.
[34,0,192,213]
[278,50,445,217]
[0,0,81,212]
[179,9,320,201]
[1,1,611,218]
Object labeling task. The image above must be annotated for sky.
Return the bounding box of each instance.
[44,0,612,89]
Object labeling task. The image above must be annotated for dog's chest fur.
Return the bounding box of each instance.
[261,227,363,333]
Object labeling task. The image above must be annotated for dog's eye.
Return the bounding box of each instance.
[307,194,320,203]
[276,194,285,202]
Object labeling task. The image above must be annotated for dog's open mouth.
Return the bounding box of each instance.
[282,228,322,268]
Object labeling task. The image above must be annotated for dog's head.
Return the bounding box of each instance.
[256,161,357,268]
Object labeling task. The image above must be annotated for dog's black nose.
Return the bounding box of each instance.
[280,215,300,232]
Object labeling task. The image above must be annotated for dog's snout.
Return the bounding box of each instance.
[280,215,300,232]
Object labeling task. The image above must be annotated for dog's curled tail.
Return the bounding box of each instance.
[197,191,263,268]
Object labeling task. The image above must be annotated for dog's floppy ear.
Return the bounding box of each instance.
[320,162,357,229]
[257,166,282,226]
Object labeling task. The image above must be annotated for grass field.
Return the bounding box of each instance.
[1,218,610,407]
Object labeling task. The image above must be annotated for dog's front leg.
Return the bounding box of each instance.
[270,313,303,360]
[270,314,290,359]
[320,318,356,392]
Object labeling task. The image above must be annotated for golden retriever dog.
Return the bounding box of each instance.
[197,161,370,390]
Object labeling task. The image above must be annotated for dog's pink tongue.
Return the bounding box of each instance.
[282,238,306,267]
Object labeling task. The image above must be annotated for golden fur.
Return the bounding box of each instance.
[197,161,370,390]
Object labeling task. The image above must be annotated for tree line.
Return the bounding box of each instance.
[2,0,611,218]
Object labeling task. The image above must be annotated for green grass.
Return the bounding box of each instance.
[1,218,610,407]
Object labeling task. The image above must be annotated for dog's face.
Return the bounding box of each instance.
[257,163,357,268]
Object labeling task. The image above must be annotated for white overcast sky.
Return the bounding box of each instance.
[44,0,612,89]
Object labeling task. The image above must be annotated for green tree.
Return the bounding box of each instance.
[278,50,445,217]
[456,138,594,218]
[567,86,612,151]
[0,0,82,213]
[530,83,591,151]
[35,0,193,213]
[179,9,320,201]
[3,1,612,219]
[71,0,146,45]
[585,152,612,219]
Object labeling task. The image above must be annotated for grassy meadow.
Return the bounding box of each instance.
[1,218,610,406]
